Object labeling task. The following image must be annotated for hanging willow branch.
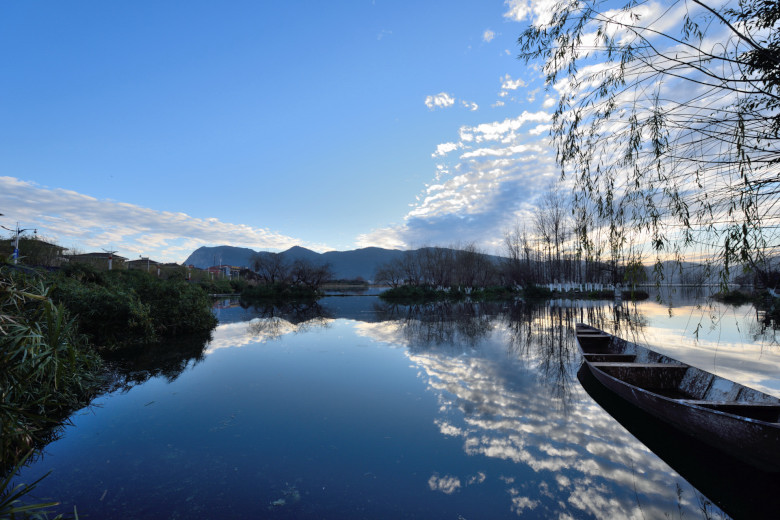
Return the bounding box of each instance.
[518,0,780,286]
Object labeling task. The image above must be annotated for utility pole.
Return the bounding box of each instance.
[1,221,37,264]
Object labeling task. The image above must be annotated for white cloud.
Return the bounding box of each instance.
[528,123,552,136]
[358,107,558,251]
[432,142,459,158]
[503,0,558,26]
[542,96,556,108]
[501,74,526,92]
[425,92,455,110]
[460,111,552,143]
[0,176,319,262]
[425,92,478,112]
[483,29,495,42]
[428,474,462,494]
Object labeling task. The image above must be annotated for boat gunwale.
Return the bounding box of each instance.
[575,324,780,426]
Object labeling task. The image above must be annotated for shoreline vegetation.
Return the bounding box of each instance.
[1,260,219,513]
[378,284,651,303]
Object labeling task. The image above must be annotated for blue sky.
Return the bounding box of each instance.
[1,0,562,262]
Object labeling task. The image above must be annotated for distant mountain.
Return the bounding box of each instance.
[183,246,259,269]
[183,245,407,281]
[183,245,728,285]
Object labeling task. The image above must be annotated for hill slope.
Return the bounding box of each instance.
[183,245,406,281]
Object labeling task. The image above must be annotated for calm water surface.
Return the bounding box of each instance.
[16,291,780,519]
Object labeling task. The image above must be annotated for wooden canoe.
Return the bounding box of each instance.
[576,323,780,472]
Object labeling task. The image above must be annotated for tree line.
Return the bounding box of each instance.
[249,251,333,289]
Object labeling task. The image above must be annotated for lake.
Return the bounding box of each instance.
[15,290,780,518]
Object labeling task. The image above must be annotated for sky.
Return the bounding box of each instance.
[1,1,575,262]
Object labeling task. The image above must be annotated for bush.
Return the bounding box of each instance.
[1,267,104,469]
[713,290,753,305]
[240,283,320,303]
[380,285,443,303]
[50,267,217,348]
[522,284,553,299]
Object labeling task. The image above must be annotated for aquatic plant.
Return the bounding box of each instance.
[0,453,72,519]
[1,266,103,470]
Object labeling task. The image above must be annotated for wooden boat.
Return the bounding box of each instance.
[576,323,780,472]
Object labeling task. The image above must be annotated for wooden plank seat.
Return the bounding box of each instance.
[590,362,686,368]
[583,354,636,362]
[590,362,689,390]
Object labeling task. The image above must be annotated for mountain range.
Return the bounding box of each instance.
[183,245,727,285]
[183,245,407,281]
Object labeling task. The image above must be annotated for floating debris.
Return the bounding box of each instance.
[268,484,301,509]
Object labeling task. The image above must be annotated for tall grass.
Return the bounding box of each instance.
[1,266,103,471]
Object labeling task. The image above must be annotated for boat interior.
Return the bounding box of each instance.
[576,324,780,423]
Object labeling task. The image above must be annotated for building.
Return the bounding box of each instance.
[66,252,128,270]
[206,264,242,279]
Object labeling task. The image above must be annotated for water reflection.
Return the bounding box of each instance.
[373,301,503,350]
[18,293,779,518]
[225,295,775,516]
[102,333,211,392]
[356,299,731,517]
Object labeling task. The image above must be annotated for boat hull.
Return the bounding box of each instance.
[577,324,780,473]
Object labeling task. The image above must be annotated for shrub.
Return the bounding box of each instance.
[1,267,103,469]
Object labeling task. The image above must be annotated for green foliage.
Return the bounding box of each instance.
[713,289,754,305]
[50,276,155,347]
[50,265,217,348]
[1,266,103,470]
[195,279,234,295]
[380,285,445,303]
[522,284,553,300]
[1,453,71,520]
[240,283,320,303]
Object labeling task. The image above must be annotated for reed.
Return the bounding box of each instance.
[1,266,103,471]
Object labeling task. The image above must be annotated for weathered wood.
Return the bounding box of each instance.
[576,323,780,472]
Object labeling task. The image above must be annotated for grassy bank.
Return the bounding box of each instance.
[1,263,219,472]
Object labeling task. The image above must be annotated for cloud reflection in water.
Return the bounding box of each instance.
[356,301,721,518]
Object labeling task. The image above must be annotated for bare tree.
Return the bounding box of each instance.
[290,259,333,289]
[374,259,405,288]
[251,252,289,285]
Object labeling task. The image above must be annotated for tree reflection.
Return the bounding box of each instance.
[245,301,333,340]
[373,301,503,351]
[102,332,212,392]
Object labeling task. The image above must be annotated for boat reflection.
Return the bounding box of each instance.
[578,364,780,518]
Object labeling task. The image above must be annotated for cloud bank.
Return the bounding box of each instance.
[357,109,557,251]
[0,177,314,262]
